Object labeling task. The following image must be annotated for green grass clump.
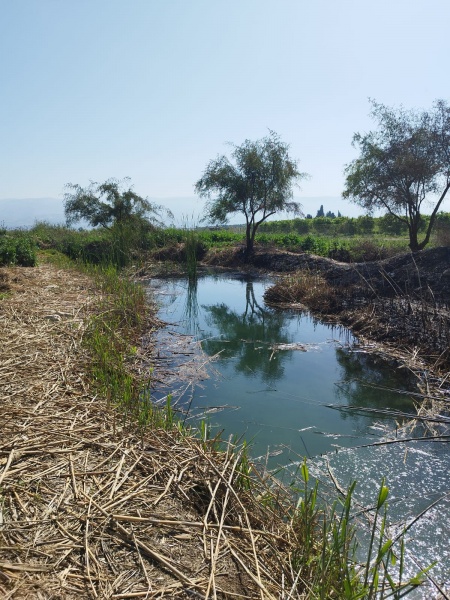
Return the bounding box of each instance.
[31,220,161,268]
[0,232,37,266]
[282,461,430,598]
[253,231,409,261]
[41,257,173,432]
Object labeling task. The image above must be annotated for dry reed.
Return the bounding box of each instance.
[0,264,300,599]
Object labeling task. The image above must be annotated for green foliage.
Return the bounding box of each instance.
[27,218,417,268]
[64,177,171,230]
[31,222,113,263]
[310,217,334,235]
[235,441,253,491]
[254,230,401,261]
[377,213,409,235]
[31,220,165,268]
[290,472,429,598]
[343,99,450,251]
[356,215,375,234]
[434,212,450,246]
[0,232,37,266]
[292,217,312,234]
[68,262,173,432]
[195,131,307,256]
[260,214,402,238]
[195,229,242,247]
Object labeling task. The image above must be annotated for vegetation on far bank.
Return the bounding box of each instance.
[1,209,449,269]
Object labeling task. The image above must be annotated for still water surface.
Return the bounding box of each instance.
[148,272,450,596]
[149,272,416,462]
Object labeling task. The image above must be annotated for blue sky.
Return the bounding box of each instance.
[2,0,450,224]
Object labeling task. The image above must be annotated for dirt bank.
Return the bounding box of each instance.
[204,245,450,302]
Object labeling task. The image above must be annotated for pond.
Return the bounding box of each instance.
[147,271,450,596]
[149,272,416,459]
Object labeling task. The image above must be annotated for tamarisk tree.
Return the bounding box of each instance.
[195,132,307,257]
[64,178,168,229]
[343,99,450,251]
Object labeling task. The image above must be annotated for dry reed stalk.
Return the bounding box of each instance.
[0,263,298,599]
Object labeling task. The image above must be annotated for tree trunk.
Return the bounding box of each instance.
[244,223,254,260]
[408,232,420,252]
[407,216,422,252]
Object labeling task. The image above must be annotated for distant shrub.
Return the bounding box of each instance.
[311,217,334,235]
[292,218,311,234]
[355,215,375,234]
[0,236,16,265]
[15,237,37,266]
[377,214,408,235]
[0,234,37,266]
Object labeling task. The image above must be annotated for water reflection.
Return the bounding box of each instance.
[182,277,200,336]
[149,273,416,455]
[201,282,294,384]
[333,348,417,427]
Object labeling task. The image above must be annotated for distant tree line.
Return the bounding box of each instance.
[259,212,450,237]
[59,98,450,258]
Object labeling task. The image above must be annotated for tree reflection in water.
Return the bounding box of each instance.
[200,281,294,385]
[151,274,420,458]
[334,347,416,425]
[182,277,200,336]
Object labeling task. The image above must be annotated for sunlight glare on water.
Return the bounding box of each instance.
[147,272,450,597]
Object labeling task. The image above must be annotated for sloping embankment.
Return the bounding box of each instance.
[0,263,294,599]
[202,245,450,301]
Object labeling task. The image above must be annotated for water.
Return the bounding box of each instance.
[149,272,416,460]
[147,272,450,596]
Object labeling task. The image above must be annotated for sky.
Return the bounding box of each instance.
[2,0,450,225]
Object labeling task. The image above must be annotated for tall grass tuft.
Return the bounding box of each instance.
[288,463,431,598]
[180,217,207,279]
[184,228,200,279]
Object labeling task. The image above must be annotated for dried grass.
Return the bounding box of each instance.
[0,264,298,599]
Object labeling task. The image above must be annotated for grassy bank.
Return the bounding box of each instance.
[0,220,423,270]
[2,211,449,271]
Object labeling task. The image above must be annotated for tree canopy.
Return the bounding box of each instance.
[64,178,169,229]
[343,99,450,251]
[195,132,307,256]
